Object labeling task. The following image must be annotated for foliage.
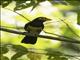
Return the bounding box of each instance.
[0,0,80,25]
[27,52,42,60]
[0,44,80,60]
[0,44,9,60]
[0,0,80,60]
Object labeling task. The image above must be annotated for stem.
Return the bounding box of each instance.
[59,18,80,38]
[0,27,80,44]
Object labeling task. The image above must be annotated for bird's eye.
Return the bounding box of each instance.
[39,18,42,20]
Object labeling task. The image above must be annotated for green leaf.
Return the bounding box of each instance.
[77,9,80,25]
[11,45,28,60]
[0,44,9,54]
[0,0,12,8]
[53,56,68,60]
[45,48,63,60]
[14,0,35,11]
[64,0,80,6]
[11,52,26,60]
[1,56,9,60]
[27,52,42,60]
[12,45,28,52]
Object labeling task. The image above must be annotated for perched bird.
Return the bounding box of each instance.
[21,17,51,44]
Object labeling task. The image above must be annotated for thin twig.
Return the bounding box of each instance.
[59,18,80,38]
[43,31,77,41]
[5,8,30,21]
[0,27,80,44]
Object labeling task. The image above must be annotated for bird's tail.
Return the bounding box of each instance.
[21,36,37,44]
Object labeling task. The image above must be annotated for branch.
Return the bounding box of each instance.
[59,18,80,38]
[5,8,30,21]
[0,27,80,44]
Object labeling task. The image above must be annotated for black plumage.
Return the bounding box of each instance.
[21,17,51,44]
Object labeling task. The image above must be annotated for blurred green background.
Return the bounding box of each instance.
[0,0,80,60]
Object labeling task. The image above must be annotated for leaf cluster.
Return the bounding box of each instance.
[0,44,80,60]
[0,0,80,25]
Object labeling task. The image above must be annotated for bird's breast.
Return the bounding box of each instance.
[27,25,43,35]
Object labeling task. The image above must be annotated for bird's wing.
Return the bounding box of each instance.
[24,23,29,31]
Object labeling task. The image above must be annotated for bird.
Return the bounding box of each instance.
[21,17,51,44]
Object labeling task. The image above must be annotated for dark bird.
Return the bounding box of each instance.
[21,17,51,44]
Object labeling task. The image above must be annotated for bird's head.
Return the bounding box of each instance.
[34,17,51,22]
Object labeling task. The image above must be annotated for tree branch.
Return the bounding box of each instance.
[0,27,80,44]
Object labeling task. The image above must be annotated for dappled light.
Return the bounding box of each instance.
[0,0,80,60]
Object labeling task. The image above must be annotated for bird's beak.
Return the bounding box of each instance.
[45,18,52,21]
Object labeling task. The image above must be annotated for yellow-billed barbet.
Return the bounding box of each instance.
[21,17,51,44]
